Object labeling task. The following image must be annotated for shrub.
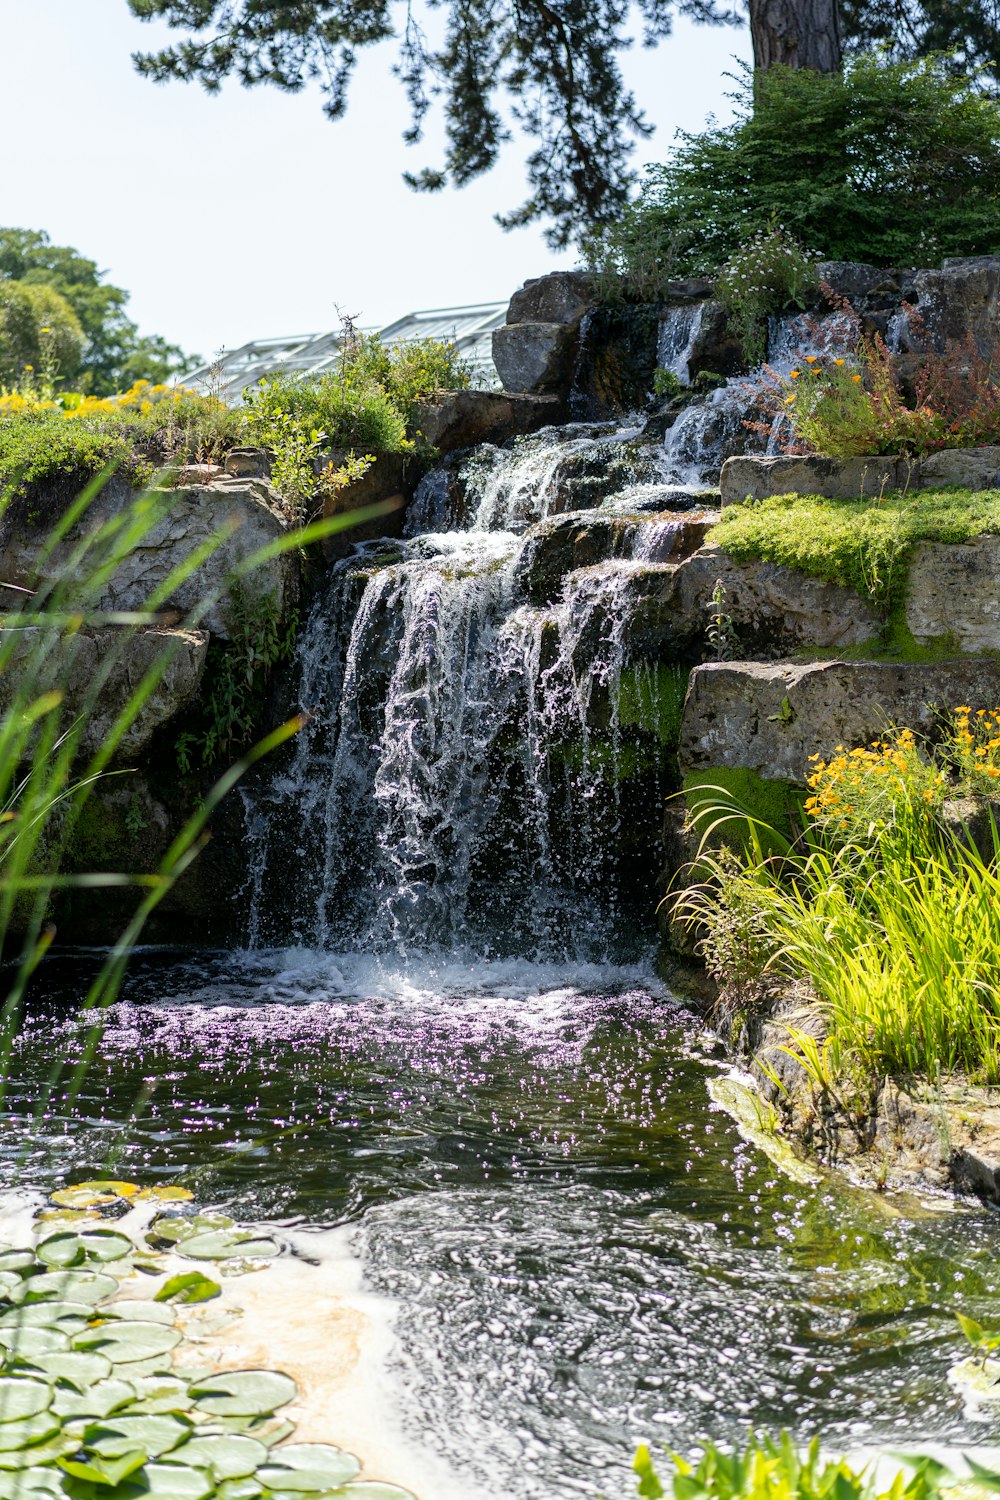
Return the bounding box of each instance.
[0,281,84,388]
[586,55,1000,295]
[243,369,408,456]
[716,227,818,366]
[0,411,150,514]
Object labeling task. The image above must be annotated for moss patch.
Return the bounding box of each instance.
[710,486,1000,617]
[616,663,689,747]
[683,767,803,850]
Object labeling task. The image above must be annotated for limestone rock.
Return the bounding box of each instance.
[0,626,208,760]
[907,535,1000,650]
[506,271,596,326]
[412,390,564,453]
[492,322,577,395]
[678,658,1000,784]
[720,454,907,505]
[225,448,272,479]
[916,446,1000,491]
[675,543,881,655]
[907,256,1000,352]
[0,479,294,642]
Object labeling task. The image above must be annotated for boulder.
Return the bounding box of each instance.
[906,535,1000,651]
[674,544,881,655]
[916,447,1000,491]
[906,256,1000,352]
[817,262,900,304]
[0,625,208,760]
[0,478,294,642]
[678,659,1000,784]
[515,509,714,606]
[720,454,908,505]
[492,322,578,395]
[225,448,272,479]
[506,271,596,326]
[412,390,564,453]
[320,452,412,559]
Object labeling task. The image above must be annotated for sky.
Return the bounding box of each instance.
[0,0,752,362]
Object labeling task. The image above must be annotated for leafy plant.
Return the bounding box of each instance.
[706,578,737,661]
[716,227,817,367]
[956,1311,1000,1367]
[588,55,1000,297]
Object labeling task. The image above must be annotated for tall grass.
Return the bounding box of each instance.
[671,784,1000,1083]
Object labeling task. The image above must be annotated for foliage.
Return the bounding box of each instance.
[588,56,1000,294]
[670,710,1000,1083]
[709,487,1000,618]
[0,228,195,394]
[0,1179,407,1498]
[635,1433,966,1500]
[706,577,738,660]
[0,411,150,511]
[956,1311,1000,1366]
[0,281,85,390]
[754,311,1000,458]
[334,328,474,426]
[176,586,300,772]
[716,228,818,367]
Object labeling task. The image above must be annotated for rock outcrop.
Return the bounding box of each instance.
[720,448,1000,505]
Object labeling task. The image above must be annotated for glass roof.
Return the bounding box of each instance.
[183,301,508,403]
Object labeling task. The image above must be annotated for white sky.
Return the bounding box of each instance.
[0,0,751,361]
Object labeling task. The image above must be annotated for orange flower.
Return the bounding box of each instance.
[851,374,862,383]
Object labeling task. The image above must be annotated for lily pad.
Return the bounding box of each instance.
[336,1487,419,1499]
[0,1256,33,1277]
[153,1276,219,1307]
[21,1351,112,1389]
[0,1412,60,1453]
[258,1443,361,1491]
[12,1275,117,1308]
[177,1233,277,1263]
[83,1414,192,1459]
[189,1370,296,1419]
[51,1377,135,1421]
[147,1216,234,1247]
[0,1331,68,1361]
[0,1303,93,1333]
[73,1323,180,1366]
[59,1447,148,1488]
[97,1304,175,1328]
[215,1480,263,1500]
[0,1278,24,1306]
[0,1382,52,1423]
[0,1433,75,1471]
[135,1188,193,1204]
[51,1183,139,1210]
[123,1377,190,1416]
[166,1434,268,1480]
[0,1467,67,1497]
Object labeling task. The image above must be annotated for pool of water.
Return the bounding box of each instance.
[3,947,999,1498]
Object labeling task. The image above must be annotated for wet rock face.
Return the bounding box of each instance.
[0,478,294,642]
[678,659,1000,785]
[412,390,564,453]
[515,510,715,606]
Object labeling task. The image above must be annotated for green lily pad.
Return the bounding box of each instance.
[258,1444,361,1491]
[166,1434,268,1481]
[0,1278,24,1306]
[0,1381,52,1423]
[0,1432,75,1470]
[335,1487,418,1499]
[0,1256,33,1277]
[147,1217,234,1247]
[0,1412,61,1453]
[13,1276,118,1308]
[68,1462,215,1499]
[0,1303,93,1333]
[51,1378,135,1421]
[135,1188,192,1204]
[189,1370,296,1419]
[0,1467,67,1497]
[0,1331,68,1361]
[83,1414,192,1459]
[153,1276,219,1307]
[59,1447,147,1488]
[22,1351,112,1389]
[234,1417,295,1447]
[73,1324,180,1367]
[34,1239,84,1272]
[122,1377,190,1416]
[97,1304,175,1328]
[177,1234,277,1263]
[215,1479,263,1500]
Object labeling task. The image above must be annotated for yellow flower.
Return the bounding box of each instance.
[851,374,862,383]
[789,370,800,379]
[805,355,818,363]
[833,358,845,366]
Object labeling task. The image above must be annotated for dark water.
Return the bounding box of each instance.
[3,947,999,1498]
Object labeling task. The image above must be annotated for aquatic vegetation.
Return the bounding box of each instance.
[0,1179,412,1499]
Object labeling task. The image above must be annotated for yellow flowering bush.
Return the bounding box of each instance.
[804,727,946,843]
[941,706,1000,793]
[0,379,215,420]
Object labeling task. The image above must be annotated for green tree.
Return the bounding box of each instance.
[0,228,193,394]
[123,0,1000,246]
[0,281,84,389]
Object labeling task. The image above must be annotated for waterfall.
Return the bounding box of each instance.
[656,303,706,385]
[245,330,759,960]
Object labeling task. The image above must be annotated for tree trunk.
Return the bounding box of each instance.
[748,0,842,72]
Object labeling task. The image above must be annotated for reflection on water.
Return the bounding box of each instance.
[4,948,1000,1499]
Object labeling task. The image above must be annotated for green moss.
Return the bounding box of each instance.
[683,767,803,849]
[63,796,134,872]
[547,737,665,785]
[710,486,1000,616]
[616,663,689,747]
